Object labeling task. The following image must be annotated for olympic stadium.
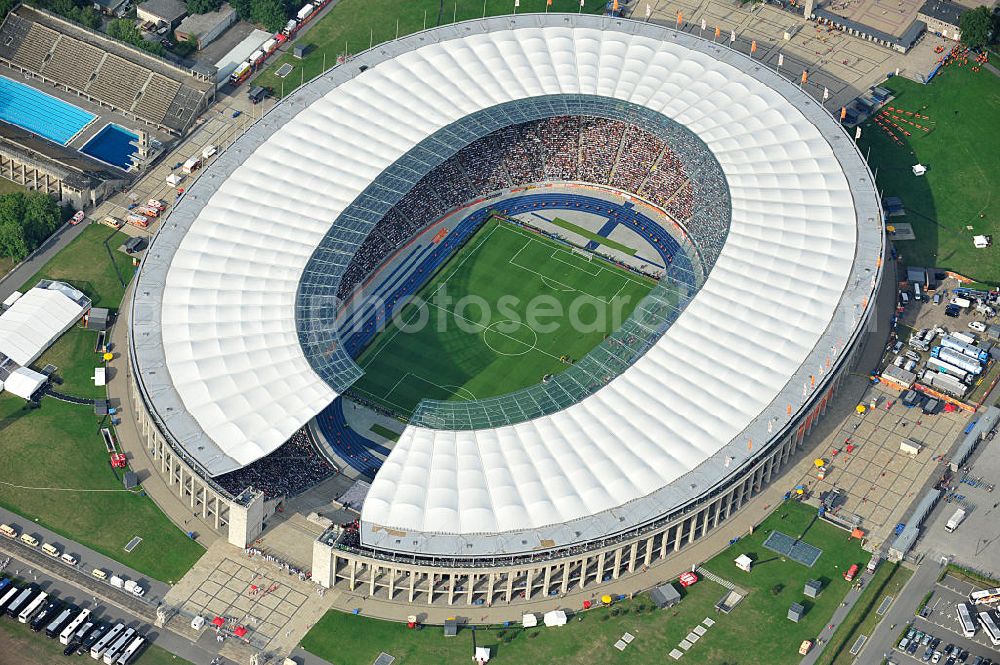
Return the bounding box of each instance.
[128,14,884,606]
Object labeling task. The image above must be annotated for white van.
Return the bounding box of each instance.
[900,292,910,305]
[914,283,922,301]
[92,568,109,581]
[60,552,79,566]
[41,543,60,558]
[19,533,38,547]
[0,524,16,539]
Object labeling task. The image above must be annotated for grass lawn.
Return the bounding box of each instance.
[859,66,1000,284]
[0,395,205,582]
[254,0,603,98]
[304,579,730,665]
[19,224,136,309]
[697,501,871,664]
[0,612,190,665]
[351,219,654,416]
[0,223,202,582]
[369,423,401,441]
[816,562,912,665]
[303,502,863,665]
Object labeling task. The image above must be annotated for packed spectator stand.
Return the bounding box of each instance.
[337,115,729,303]
[215,428,335,500]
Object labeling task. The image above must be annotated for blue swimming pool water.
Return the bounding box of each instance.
[0,76,96,145]
[80,124,139,170]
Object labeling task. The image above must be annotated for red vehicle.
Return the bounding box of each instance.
[679,572,699,587]
[70,210,85,225]
[843,564,859,581]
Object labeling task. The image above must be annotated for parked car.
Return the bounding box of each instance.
[968,321,986,332]
[70,211,85,225]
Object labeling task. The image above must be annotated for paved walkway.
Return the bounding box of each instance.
[857,558,937,664]
[799,573,870,665]
[104,293,224,550]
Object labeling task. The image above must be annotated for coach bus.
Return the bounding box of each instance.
[90,622,125,660]
[978,610,1000,646]
[957,602,977,637]
[0,583,21,614]
[18,591,47,623]
[115,635,146,665]
[970,587,1000,605]
[5,583,39,617]
[102,626,137,664]
[60,608,91,644]
[46,604,79,638]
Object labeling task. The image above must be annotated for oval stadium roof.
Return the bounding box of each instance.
[130,15,882,555]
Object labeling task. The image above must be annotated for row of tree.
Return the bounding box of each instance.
[107,18,167,56]
[0,192,63,263]
[30,0,101,29]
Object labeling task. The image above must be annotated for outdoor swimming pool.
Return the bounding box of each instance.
[80,123,138,170]
[0,75,95,145]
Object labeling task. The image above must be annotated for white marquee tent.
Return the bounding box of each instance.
[0,281,89,366]
[5,367,47,399]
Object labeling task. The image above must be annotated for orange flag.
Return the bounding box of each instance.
[840,106,847,120]
[801,70,808,85]
[714,26,721,38]
[676,11,682,26]
[751,40,757,53]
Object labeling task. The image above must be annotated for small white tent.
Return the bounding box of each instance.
[543,610,567,627]
[911,164,927,176]
[5,367,46,399]
[521,613,537,628]
[474,646,491,663]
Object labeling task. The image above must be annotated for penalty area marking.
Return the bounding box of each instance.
[482,320,538,357]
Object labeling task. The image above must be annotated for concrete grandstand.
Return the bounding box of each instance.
[128,15,884,607]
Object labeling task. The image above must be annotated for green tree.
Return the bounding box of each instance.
[960,6,995,48]
[107,17,166,55]
[250,0,286,32]
[0,0,14,20]
[229,0,252,21]
[0,192,61,261]
[186,0,222,13]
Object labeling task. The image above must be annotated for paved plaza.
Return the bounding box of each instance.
[165,541,334,657]
[793,382,969,550]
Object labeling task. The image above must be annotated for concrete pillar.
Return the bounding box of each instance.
[561,561,571,594]
[448,573,456,605]
[505,573,514,603]
[369,565,378,597]
[388,568,396,601]
[643,537,654,567]
[427,573,435,605]
[595,552,606,585]
[674,521,684,552]
[627,541,639,573]
[524,569,534,600]
[612,548,623,580]
[467,574,474,605]
[349,559,357,591]
[408,572,416,602]
[542,566,552,598]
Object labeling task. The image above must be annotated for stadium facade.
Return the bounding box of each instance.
[128,15,884,606]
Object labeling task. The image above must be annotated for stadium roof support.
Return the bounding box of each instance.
[131,15,883,554]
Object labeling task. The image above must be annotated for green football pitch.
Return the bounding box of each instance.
[350,218,656,416]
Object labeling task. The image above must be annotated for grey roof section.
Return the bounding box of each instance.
[882,364,916,387]
[176,5,235,36]
[650,582,681,607]
[130,15,883,543]
[918,0,966,26]
[889,487,941,558]
[950,406,1000,470]
[815,7,926,50]
[138,0,188,23]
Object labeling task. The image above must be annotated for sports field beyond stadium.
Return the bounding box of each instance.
[351,218,655,416]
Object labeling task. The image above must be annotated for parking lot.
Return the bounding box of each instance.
[889,275,1000,405]
[890,574,1000,664]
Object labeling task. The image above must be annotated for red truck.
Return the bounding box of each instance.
[843,564,859,581]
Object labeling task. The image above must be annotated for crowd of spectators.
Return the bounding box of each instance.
[610,126,666,193]
[215,428,335,500]
[335,114,731,302]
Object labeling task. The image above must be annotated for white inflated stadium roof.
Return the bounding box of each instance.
[132,15,882,555]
